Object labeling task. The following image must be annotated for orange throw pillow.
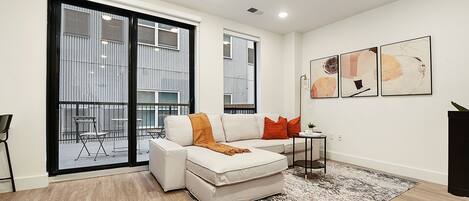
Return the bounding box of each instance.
[287,116,301,137]
[262,116,288,139]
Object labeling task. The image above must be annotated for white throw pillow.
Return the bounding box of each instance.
[222,114,260,142]
[206,114,226,142]
[165,115,193,146]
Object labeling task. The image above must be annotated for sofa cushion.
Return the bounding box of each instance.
[165,114,226,146]
[222,114,260,142]
[206,114,226,143]
[185,146,287,186]
[287,116,301,137]
[225,139,287,154]
[262,116,288,140]
[165,115,193,146]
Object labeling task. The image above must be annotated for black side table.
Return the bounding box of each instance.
[292,134,327,179]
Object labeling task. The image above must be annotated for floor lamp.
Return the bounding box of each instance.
[299,74,308,127]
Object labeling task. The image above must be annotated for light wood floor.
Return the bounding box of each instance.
[0,171,468,201]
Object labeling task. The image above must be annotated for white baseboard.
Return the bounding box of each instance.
[49,165,148,183]
[327,151,447,185]
[0,173,48,193]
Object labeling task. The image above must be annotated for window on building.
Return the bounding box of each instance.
[223,34,232,59]
[137,91,156,128]
[224,94,232,105]
[248,41,255,65]
[137,20,179,49]
[63,9,89,37]
[157,92,179,126]
[101,16,123,42]
[223,34,257,114]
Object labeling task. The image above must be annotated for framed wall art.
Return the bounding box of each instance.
[310,55,339,98]
[340,47,378,97]
[380,36,432,96]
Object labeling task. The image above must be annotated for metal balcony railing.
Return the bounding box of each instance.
[224,104,256,114]
[58,101,190,143]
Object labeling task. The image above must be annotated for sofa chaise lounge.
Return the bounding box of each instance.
[149,114,320,201]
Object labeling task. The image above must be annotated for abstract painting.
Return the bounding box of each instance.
[380,36,432,96]
[340,47,378,97]
[310,55,339,98]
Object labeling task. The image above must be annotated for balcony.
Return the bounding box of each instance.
[224,104,256,114]
[58,101,189,169]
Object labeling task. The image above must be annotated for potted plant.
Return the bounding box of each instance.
[448,101,469,197]
[307,122,316,133]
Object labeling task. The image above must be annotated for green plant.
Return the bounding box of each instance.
[451,101,468,111]
[307,122,316,128]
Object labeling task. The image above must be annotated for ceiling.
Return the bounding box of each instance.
[160,0,397,34]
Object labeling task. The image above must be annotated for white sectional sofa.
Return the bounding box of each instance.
[149,114,320,201]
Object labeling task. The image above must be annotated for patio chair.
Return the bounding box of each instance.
[0,114,15,192]
[74,116,109,161]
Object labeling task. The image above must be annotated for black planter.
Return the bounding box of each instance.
[448,111,469,197]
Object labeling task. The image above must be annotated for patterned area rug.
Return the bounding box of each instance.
[187,161,416,201]
[260,161,416,201]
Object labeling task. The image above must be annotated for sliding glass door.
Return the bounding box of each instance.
[47,0,194,175]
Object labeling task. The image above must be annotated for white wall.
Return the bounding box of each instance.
[0,0,49,192]
[0,0,286,192]
[300,0,469,185]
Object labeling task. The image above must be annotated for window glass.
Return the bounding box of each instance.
[138,25,155,45]
[223,34,231,58]
[64,9,89,37]
[224,94,232,104]
[102,17,123,42]
[137,91,155,103]
[158,92,178,103]
[158,29,178,48]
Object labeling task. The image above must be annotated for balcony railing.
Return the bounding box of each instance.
[224,104,256,114]
[58,101,190,144]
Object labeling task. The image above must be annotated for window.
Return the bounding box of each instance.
[101,16,123,42]
[248,41,255,65]
[63,9,89,37]
[137,20,179,49]
[224,94,232,105]
[137,91,156,129]
[223,34,232,59]
[158,24,179,49]
[157,92,179,126]
[223,34,256,114]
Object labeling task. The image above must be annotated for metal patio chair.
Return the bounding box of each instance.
[73,116,109,161]
[0,114,15,192]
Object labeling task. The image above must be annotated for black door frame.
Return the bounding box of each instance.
[47,0,195,176]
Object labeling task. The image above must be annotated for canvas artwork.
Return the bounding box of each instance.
[310,55,339,98]
[380,36,432,96]
[340,47,378,97]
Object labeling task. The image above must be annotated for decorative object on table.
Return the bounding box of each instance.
[310,55,339,98]
[340,47,378,97]
[292,135,327,179]
[448,102,469,197]
[307,122,316,133]
[380,36,432,96]
[254,161,416,201]
[0,114,15,192]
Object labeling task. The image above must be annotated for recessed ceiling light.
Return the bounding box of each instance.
[101,41,109,45]
[102,15,112,21]
[278,11,288,18]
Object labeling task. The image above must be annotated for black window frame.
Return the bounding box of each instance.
[47,0,195,176]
